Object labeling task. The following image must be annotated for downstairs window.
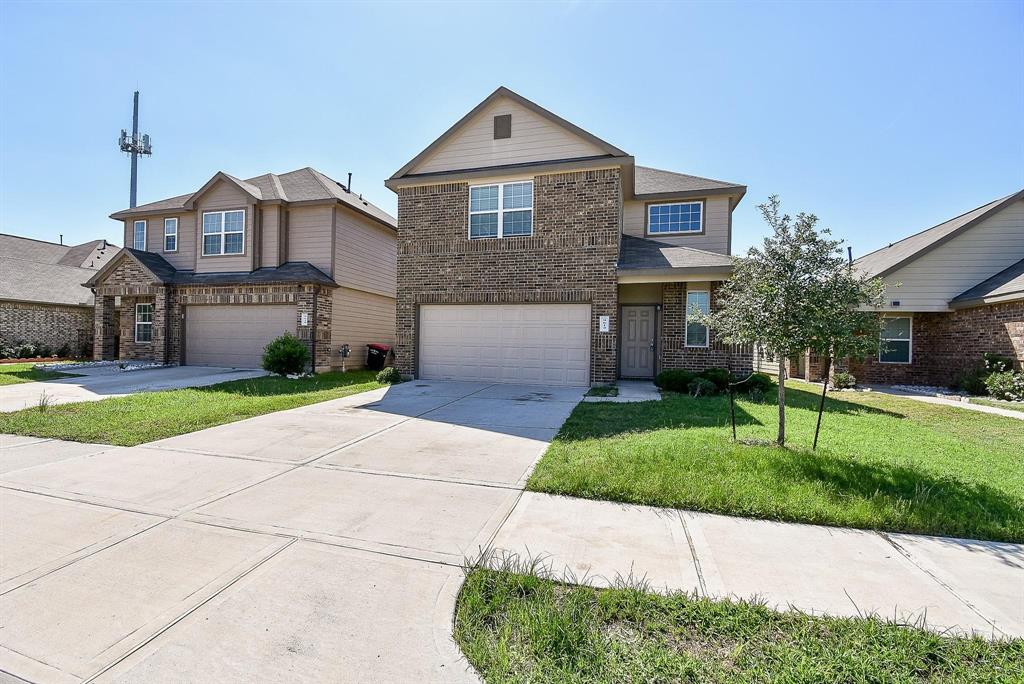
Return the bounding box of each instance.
[879,317,911,363]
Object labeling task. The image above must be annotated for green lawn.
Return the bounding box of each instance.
[0,362,79,386]
[456,568,1023,684]
[0,370,381,446]
[528,382,1024,542]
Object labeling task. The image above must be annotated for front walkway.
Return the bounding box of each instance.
[866,385,1024,421]
[490,492,1024,638]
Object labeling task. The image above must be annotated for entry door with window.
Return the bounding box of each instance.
[621,306,656,378]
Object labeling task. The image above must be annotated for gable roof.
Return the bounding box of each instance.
[0,234,120,307]
[855,189,1024,278]
[950,258,1024,308]
[389,86,630,182]
[618,235,733,275]
[110,168,396,230]
[634,166,746,201]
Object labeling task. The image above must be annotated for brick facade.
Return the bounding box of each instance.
[92,256,335,371]
[658,282,753,374]
[850,301,1024,386]
[0,301,93,355]
[395,168,621,383]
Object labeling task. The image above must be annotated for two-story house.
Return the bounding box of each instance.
[386,87,749,386]
[86,167,397,371]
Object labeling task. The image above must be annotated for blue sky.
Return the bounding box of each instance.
[1,1,1021,256]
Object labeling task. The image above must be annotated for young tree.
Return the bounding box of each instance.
[701,196,884,446]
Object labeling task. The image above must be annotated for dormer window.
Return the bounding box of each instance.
[647,201,704,235]
[133,220,146,250]
[469,181,533,239]
[202,210,245,255]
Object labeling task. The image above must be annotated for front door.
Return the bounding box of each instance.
[621,306,656,378]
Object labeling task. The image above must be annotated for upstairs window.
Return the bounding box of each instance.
[469,181,533,239]
[202,210,245,255]
[135,303,153,342]
[648,201,703,235]
[685,290,710,347]
[133,220,146,250]
[879,317,912,364]
[163,218,178,252]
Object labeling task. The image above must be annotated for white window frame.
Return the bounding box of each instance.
[685,290,710,348]
[163,217,178,253]
[134,303,153,343]
[646,200,705,236]
[133,220,147,251]
[468,180,533,239]
[879,316,912,364]
[201,209,246,256]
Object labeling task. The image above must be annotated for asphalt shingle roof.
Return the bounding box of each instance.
[634,166,745,197]
[112,168,396,229]
[855,190,1024,278]
[618,235,733,272]
[93,249,335,288]
[951,258,1024,306]
[0,234,120,306]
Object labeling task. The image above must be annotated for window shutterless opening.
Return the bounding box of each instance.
[469,181,533,239]
[133,220,146,250]
[202,209,245,255]
[135,303,153,343]
[647,200,704,235]
[879,316,912,363]
[685,290,710,347]
[163,217,178,252]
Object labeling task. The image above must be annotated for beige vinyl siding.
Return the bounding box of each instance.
[286,205,333,276]
[410,96,607,175]
[194,180,254,273]
[260,205,280,268]
[330,286,396,369]
[123,214,195,270]
[623,196,731,254]
[880,199,1024,311]
[333,207,397,298]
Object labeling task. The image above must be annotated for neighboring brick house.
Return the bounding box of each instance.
[845,189,1024,386]
[0,234,120,354]
[86,167,397,372]
[385,87,748,386]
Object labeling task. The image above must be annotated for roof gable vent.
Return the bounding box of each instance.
[493,114,511,140]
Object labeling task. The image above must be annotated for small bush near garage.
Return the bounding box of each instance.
[738,371,775,394]
[698,367,732,391]
[262,333,310,376]
[985,371,1024,402]
[375,367,403,385]
[654,369,696,393]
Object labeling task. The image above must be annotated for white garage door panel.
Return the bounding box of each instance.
[419,304,590,386]
[186,305,296,368]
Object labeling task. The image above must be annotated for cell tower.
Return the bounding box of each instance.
[118,91,152,208]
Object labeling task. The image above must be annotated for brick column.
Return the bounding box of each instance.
[152,287,169,364]
[93,295,116,360]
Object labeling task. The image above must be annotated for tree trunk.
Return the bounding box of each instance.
[777,361,786,446]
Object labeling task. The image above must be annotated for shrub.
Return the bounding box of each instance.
[261,333,310,376]
[376,367,403,385]
[985,371,1024,402]
[654,369,696,393]
[830,371,856,389]
[951,363,988,395]
[983,352,1015,373]
[14,343,36,359]
[56,344,72,358]
[688,377,718,397]
[737,372,775,394]
[36,344,52,358]
[699,367,732,391]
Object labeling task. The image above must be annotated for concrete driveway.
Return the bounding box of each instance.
[0,365,268,412]
[0,380,585,682]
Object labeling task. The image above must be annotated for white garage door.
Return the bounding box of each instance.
[419,304,591,386]
[186,305,296,368]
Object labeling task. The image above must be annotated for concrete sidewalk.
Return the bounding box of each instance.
[0,365,267,412]
[866,385,1024,420]
[489,492,1024,638]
